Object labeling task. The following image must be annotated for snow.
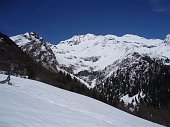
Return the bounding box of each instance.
[121,92,145,106]
[52,34,167,74]
[10,32,44,47]
[10,34,30,47]
[56,67,91,88]
[165,34,170,45]
[0,74,163,127]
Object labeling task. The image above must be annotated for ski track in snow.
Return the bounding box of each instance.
[0,74,163,127]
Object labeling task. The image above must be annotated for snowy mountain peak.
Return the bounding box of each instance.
[24,32,44,43]
[10,32,45,47]
[60,33,162,46]
[122,34,145,39]
[10,32,58,71]
[72,33,96,40]
[83,33,96,38]
[165,34,170,45]
[60,33,97,45]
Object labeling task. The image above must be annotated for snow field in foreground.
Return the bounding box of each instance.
[0,74,163,127]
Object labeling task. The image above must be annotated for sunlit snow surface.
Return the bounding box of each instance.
[0,74,163,127]
[49,34,170,75]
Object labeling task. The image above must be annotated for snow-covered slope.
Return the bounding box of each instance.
[0,74,163,127]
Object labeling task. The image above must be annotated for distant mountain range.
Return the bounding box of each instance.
[11,32,170,86]
[1,31,170,126]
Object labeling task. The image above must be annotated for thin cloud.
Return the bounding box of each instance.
[150,0,170,13]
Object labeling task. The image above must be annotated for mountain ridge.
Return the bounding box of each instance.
[10,32,170,87]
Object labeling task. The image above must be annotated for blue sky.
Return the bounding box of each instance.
[0,0,170,44]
